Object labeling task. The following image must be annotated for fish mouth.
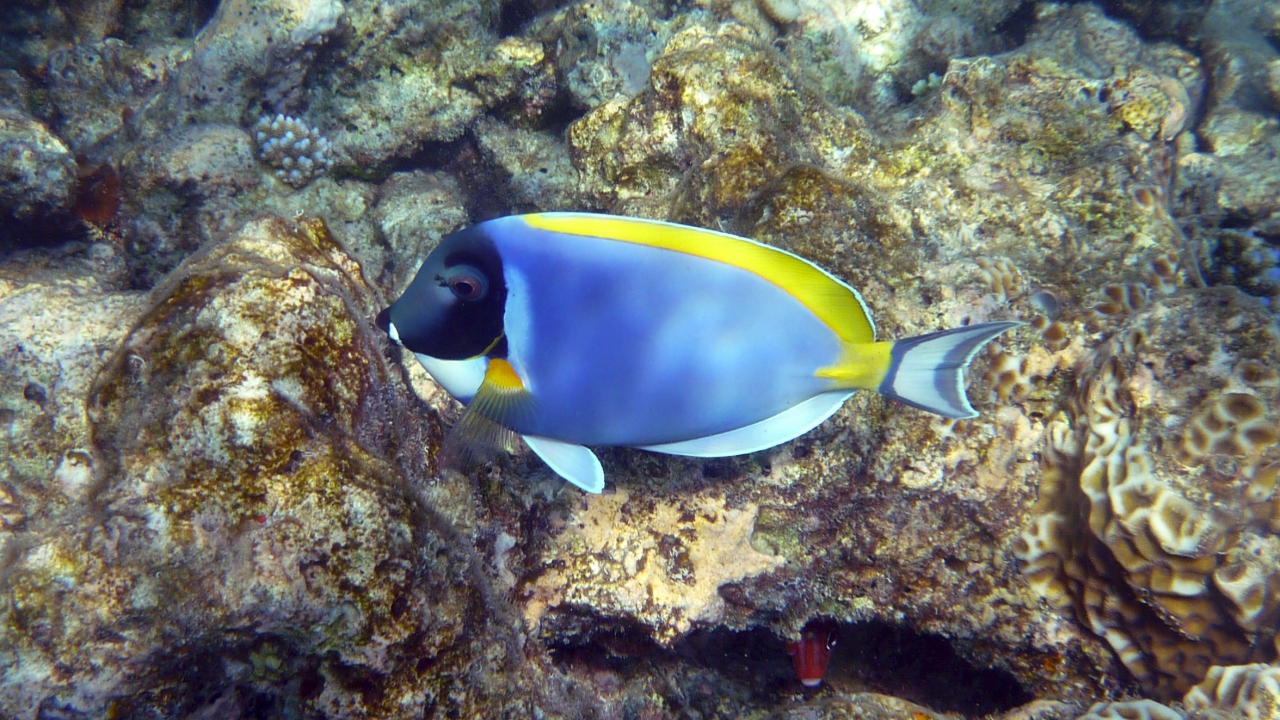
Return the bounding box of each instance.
[375,307,392,334]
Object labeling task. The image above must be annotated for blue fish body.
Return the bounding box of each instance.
[377,213,1019,492]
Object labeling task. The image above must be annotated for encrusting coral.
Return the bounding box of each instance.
[525,488,785,644]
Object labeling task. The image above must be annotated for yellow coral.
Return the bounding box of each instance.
[1184,663,1280,720]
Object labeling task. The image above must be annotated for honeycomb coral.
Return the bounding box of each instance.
[984,348,1036,404]
[976,258,1025,303]
[1091,284,1149,319]
[1145,253,1188,296]
[1031,316,1072,353]
[1015,289,1280,699]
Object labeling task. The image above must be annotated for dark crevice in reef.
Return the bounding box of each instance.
[828,621,1033,717]
[993,2,1040,49]
[548,620,1032,718]
[494,87,587,136]
[180,0,222,38]
[549,624,797,714]
[1088,0,1213,43]
[119,0,222,44]
[498,0,542,38]
[387,133,517,223]
[0,212,89,253]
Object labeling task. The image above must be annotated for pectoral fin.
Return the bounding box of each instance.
[441,358,536,468]
[523,435,605,493]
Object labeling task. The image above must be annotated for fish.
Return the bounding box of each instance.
[376,212,1021,493]
[788,623,836,688]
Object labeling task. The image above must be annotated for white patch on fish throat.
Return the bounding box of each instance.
[501,263,535,392]
[387,321,402,344]
[413,353,486,403]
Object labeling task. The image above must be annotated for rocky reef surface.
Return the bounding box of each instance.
[1,0,1279,718]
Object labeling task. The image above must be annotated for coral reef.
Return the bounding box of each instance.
[2,0,1280,715]
[0,217,523,718]
[0,267,146,528]
[526,488,784,643]
[43,39,188,155]
[0,104,77,225]
[473,116,578,212]
[370,170,470,293]
[1184,663,1280,720]
[527,0,679,110]
[1076,700,1186,720]
[179,0,343,123]
[1172,0,1280,307]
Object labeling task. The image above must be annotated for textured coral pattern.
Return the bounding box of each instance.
[1015,290,1280,699]
[1185,663,1280,720]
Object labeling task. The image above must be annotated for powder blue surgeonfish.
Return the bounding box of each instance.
[376,213,1021,493]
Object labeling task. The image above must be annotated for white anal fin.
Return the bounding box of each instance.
[638,391,854,458]
[523,435,605,493]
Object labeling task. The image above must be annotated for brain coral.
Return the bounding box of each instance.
[1184,663,1280,720]
[1015,288,1280,699]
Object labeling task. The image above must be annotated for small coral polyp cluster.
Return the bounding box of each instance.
[252,114,333,187]
[1015,289,1280,700]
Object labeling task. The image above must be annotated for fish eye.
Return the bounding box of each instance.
[443,265,488,301]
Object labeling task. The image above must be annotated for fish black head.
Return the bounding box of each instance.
[379,224,507,360]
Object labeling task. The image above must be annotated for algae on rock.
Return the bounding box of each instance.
[0,217,523,718]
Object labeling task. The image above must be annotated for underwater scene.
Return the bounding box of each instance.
[2,0,1280,717]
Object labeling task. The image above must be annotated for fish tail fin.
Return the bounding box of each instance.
[877,321,1023,419]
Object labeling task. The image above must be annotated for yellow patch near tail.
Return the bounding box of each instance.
[815,341,895,390]
[523,213,876,344]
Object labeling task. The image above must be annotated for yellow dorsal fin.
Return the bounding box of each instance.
[523,213,876,344]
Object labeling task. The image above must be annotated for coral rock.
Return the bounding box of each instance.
[371,170,469,294]
[0,216,515,718]
[0,107,78,224]
[527,488,784,643]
